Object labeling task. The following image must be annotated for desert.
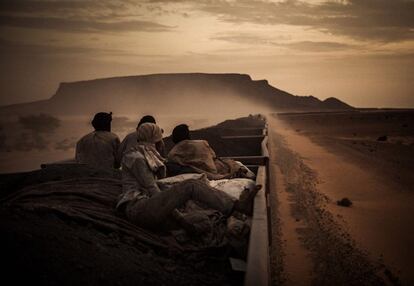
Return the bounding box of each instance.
[1,72,413,285]
[2,0,414,284]
[269,110,414,285]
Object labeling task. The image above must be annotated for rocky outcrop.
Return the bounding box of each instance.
[0,73,353,116]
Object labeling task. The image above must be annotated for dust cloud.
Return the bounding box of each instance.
[0,85,271,173]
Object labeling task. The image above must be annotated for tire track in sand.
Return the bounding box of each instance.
[268,127,314,285]
[267,115,395,286]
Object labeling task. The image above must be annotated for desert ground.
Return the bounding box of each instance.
[268,110,414,285]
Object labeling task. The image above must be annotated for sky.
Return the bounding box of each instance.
[0,0,413,108]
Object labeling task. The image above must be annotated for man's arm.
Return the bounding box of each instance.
[130,157,161,197]
[117,136,129,165]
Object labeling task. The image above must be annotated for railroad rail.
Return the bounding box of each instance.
[221,121,270,286]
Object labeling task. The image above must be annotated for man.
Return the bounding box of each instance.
[118,115,165,160]
[117,123,259,231]
[75,112,121,169]
[167,124,255,180]
[166,124,217,176]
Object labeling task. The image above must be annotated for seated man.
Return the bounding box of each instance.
[166,124,216,177]
[167,124,254,180]
[75,112,121,169]
[118,115,165,160]
[117,123,259,231]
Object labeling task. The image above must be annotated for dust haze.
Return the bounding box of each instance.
[0,84,271,173]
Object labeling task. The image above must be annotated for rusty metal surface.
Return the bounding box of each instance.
[220,155,268,166]
[245,165,270,286]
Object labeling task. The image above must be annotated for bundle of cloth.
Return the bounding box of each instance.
[157,173,257,201]
[167,139,255,180]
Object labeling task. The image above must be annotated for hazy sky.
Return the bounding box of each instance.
[0,0,413,108]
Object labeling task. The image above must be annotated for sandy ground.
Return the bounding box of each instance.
[268,110,414,285]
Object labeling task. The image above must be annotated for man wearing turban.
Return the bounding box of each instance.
[75,112,121,170]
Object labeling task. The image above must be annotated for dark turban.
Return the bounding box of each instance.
[172,124,190,144]
[92,112,112,132]
[137,115,156,128]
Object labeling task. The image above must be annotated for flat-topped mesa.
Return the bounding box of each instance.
[51,73,255,101]
[1,73,353,116]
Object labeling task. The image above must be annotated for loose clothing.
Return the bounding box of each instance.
[167,140,248,180]
[117,144,166,208]
[119,131,165,161]
[168,140,217,173]
[75,131,120,169]
[118,131,139,160]
[117,144,235,229]
[124,180,234,229]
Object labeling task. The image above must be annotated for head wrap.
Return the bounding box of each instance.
[137,115,156,128]
[92,112,112,132]
[137,123,163,144]
[172,124,190,144]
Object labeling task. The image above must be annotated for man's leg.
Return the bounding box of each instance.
[178,179,236,215]
[126,179,235,228]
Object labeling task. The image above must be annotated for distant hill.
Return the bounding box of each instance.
[0,73,353,116]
